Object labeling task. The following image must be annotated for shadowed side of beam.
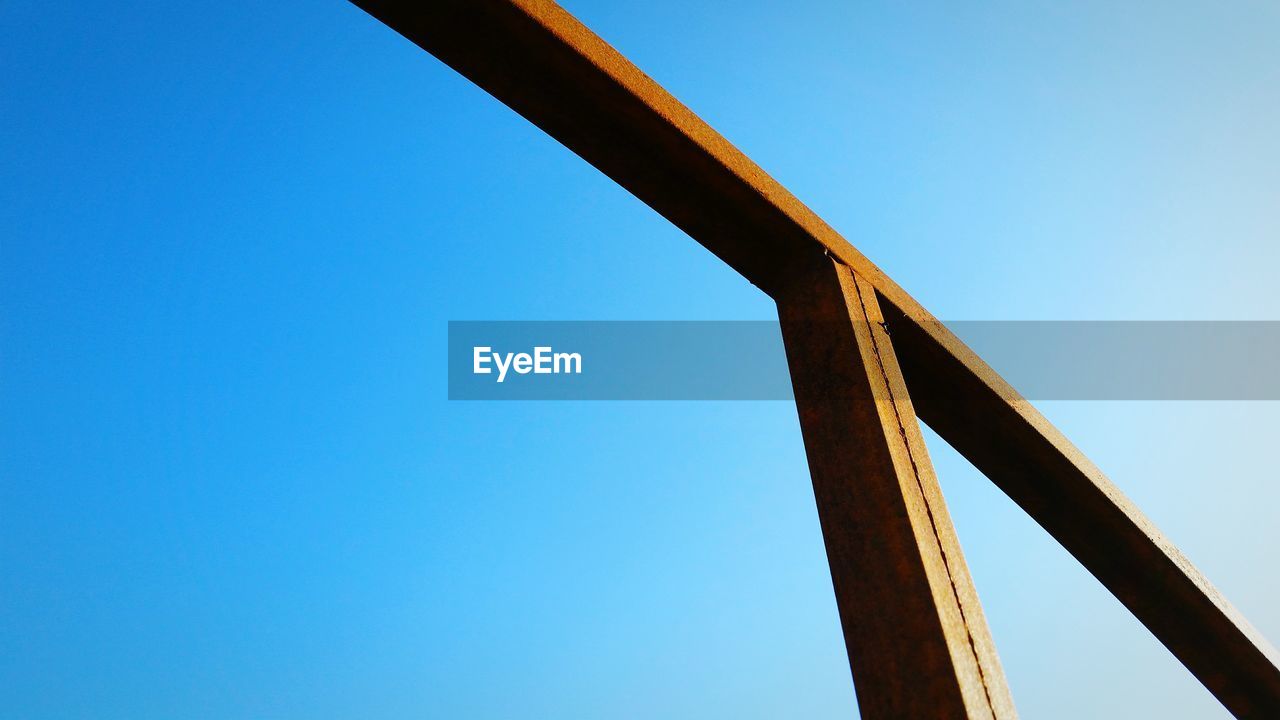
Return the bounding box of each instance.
[347,0,1280,714]
[776,257,1015,719]
[348,0,817,293]
[880,303,1280,717]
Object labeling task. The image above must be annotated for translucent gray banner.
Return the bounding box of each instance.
[447,321,1280,400]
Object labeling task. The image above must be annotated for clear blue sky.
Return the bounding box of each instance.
[3,1,1279,718]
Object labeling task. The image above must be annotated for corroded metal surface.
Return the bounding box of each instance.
[349,0,1280,715]
[777,257,1015,718]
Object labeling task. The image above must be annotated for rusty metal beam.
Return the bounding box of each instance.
[777,257,1015,718]
[883,308,1280,717]
[348,0,1280,715]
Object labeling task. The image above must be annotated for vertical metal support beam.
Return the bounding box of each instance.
[777,257,1016,719]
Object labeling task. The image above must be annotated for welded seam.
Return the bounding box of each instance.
[848,267,998,717]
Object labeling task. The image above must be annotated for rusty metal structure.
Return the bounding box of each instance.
[349,1,1280,716]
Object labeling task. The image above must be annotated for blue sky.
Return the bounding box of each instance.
[3,1,1279,717]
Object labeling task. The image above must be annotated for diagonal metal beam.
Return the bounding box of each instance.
[777,256,1016,718]
[348,0,1280,715]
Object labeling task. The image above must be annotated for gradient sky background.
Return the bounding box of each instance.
[3,1,1280,718]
